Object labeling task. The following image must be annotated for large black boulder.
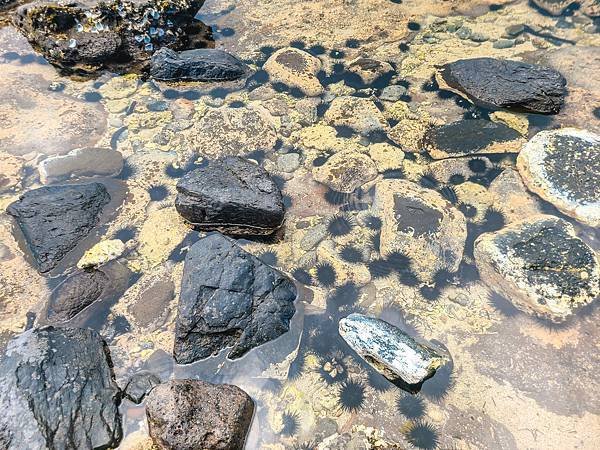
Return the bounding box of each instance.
[175,156,285,236]
[150,47,249,81]
[173,233,297,364]
[437,57,567,114]
[6,183,110,273]
[0,326,122,449]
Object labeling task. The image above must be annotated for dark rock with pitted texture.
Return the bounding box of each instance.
[6,183,110,273]
[475,215,599,323]
[47,269,109,323]
[150,47,249,81]
[436,58,566,114]
[0,326,122,449]
[173,233,297,364]
[175,156,285,236]
[145,379,254,450]
[12,0,212,76]
[124,371,161,404]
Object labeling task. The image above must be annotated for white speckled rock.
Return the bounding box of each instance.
[339,313,449,389]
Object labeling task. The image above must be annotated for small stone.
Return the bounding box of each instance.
[347,57,394,85]
[263,47,324,96]
[277,152,301,172]
[150,48,249,82]
[489,111,529,135]
[339,313,449,390]
[77,239,126,269]
[493,38,515,49]
[423,119,525,159]
[469,32,489,42]
[6,183,110,273]
[475,215,599,322]
[504,24,525,37]
[124,372,161,404]
[175,156,285,236]
[324,96,389,135]
[0,327,122,449]
[368,142,405,172]
[517,128,599,226]
[379,84,407,102]
[145,379,254,450]
[456,26,472,39]
[313,151,378,193]
[173,233,297,363]
[46,269,109,323]
[436,58,567,114]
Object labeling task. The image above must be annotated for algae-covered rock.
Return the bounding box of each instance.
[424,119,525,159]
[77,238,126,268]
[313,151,378,193]
[517,128,600,227]
[325,95,389,135]
[339,313,449,391]
[437,58,567,114]
[13,0,212,76]
[475,215,599,323]
[263,47,324,96]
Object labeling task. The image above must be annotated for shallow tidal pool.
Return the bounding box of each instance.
[0,0,599,449]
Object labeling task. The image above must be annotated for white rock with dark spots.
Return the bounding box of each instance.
[339,313,449,389]
[517,128,600,227]
[263,47,324,96]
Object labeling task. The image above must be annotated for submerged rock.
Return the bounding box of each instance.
[324,95,389,135]
[475,215,599,322]
[13,0,212,76]
[145,379,254,450]
[6,183,110,273]
[517,128,599,227]
[263,47,323,96]
[313,150,378,193]
[339,313,449,391]
[373,179,467,282]
[175,156,285,236]
[424,119,525,159]
[150,48,249,81]
[531,0,600,16]
[46,268,109,323]
[0,327,122,449]
[124,371,160,404]
[173,233,297,364]
[77,238,126,268]
[39,147,123,184]
[436,58,566,114]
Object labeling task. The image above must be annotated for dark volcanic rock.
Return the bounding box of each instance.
[175,156,285,236]
[475,215,599,322]
[0,326,122,449]
[6,183,110,273]
[173,233,297,364]
[47,268,109,323]
[437,58,567,114]
[145,379,254,450]
[124,371,161,404]
[150,47,249,81]
[424,119,525,159]
[13,0,213,76]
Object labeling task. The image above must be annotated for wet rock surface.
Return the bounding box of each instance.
[175,156,285,236]
[324,95,389,135]
[39,147,123,184]
[150,48,249,81]
[46,268,109,322]
[475,215,599,322]
[6,183,110,273]
[373,179,467,281]
[13,0,213,76]
[263,47,323,96]
[339,313,449,390]
[437,58,567,114]
[424,119,525,159]
[313,151,378,193]
[0,326,122,449]
[517,128,600,227]
[145,379,254,450]
[124,371,160,404]
[173,233,297,364]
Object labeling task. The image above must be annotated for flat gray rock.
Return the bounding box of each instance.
[173,233,297,364]
[517,128,600,227]
[339,313,449,391]
[436,58,566,114]
[39,147,124,184]
[0,327,122,449]
[124,371,161,404]
[150,48,249,81]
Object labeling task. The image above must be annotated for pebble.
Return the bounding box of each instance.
[493,38,515,49]
[379,84,407,102]
[277,152,301,172]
